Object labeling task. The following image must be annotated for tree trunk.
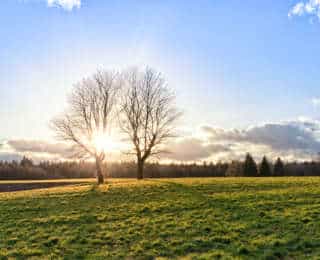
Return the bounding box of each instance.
[137,159,144,180]
[95,157,104,185]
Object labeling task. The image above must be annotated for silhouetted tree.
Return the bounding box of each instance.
[119,67,181,179]
[226,161,244,177]
[3,158,320,180]
[274,157,285,176]
[243,153,258,176]
[51,70,120,184]
[259,156,271,176]
[20,156,33,167]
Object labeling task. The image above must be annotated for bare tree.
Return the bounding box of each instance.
[120,67,181,179]
[51,70,120,184]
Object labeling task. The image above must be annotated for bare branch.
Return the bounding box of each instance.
[51,69,121,182]
[119,67,181,178]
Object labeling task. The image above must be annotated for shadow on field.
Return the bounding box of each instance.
[0,182,87,193]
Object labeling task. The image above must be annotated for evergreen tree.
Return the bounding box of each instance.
[274,157,285,176]
[226,161,244,177]
[243,153,258,176]
[259,156,271,176]
[20,156,33,167]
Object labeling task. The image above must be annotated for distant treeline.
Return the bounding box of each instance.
[1,154,320,180]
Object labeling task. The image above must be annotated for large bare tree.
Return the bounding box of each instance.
[120,68,181,179]
[51,70,120,184]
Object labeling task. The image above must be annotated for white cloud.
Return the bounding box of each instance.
[164,138,230,162]
[3,119,320,163]
[312,98,320,107]
[7,140,73,156]
[289,0,320,19]
[289,2,306,17]
[162,118,320,162]
[47,0,81,11]
[202,118,320,161]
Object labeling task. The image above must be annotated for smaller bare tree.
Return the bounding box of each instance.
[120,67,181,179]
[51,70,120,184]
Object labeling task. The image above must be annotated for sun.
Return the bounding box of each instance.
[92,133,120,153]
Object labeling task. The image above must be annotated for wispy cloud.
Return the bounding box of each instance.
[288,0,320,19]
[47,0,81,11]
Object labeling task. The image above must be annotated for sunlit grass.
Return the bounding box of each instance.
[1,177,320,259]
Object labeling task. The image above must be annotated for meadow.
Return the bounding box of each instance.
[1,177,320,259]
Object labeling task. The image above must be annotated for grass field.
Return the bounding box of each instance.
[1,177,320,259]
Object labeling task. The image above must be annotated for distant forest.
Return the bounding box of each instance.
[1,154,320,180]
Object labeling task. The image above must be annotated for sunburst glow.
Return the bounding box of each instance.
[92,133,120,153]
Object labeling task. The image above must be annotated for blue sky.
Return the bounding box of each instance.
[1,0,320,161]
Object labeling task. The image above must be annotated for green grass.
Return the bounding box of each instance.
[1,177,320,259]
